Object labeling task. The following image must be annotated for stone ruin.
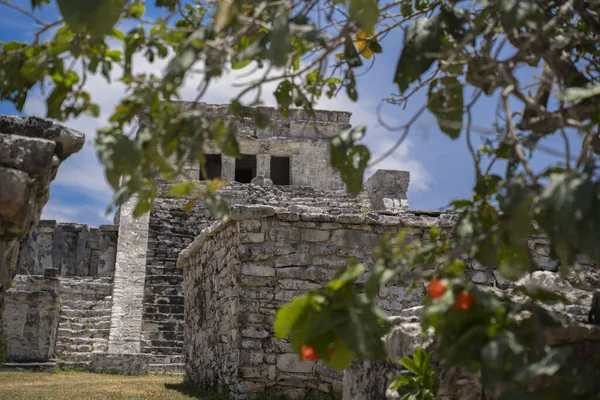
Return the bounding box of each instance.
[0,116,84,357]
[2,103,599,399]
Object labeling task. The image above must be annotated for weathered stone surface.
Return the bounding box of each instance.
[0,116,84,357]
[365,170,410,212]
[3,275,60,362]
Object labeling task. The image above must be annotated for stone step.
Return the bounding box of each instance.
[59,320,111,330]
[56,361,91,369]
[60,314,111,323]
[148,354,184,364]
[61,299,111,310]
[0,361,57,372]
[141,345,183,355]
[55,342,108,355]
[55,336,108,347]
[148,363,184,374]
[61,308,112,318]
[56,328,110,339]
[53,352,93,362]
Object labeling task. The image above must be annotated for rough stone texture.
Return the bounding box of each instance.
[0,115,84,354]
[180,204,600,399]
[155,102,353,190]
[17,221,117,277]
[365,170,410,212]
[180,206,451,398]
[138,180,383,372]
[3,275,61,362]
[108,195,150,354]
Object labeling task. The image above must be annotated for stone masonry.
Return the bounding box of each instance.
[0,115,84,357]
[179,204,600,399]
[3,104,599,398]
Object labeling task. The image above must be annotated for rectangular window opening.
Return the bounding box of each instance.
[200,154,222,180]
[235,154,257,183]
[270,156,291,185]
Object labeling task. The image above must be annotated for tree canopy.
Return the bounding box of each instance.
[2,0,600,398]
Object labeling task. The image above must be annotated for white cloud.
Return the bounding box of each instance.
[23,52,430,225]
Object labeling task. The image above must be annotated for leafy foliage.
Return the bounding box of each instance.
[389,347,436,400]
[2,0,600,398]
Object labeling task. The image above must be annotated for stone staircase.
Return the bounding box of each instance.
[53,277,113,368]
[148,354,185,374]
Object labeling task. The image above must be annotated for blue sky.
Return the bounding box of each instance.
[0,1,573,226]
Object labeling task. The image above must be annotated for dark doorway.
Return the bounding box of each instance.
[200,154,222,180]
[235,154,257,183]
[270,156,290,185]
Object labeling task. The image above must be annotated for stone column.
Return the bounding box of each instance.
[257,153,271,178]
[107,195,149,354]
[222,155,236,182]
[364,170,410,212]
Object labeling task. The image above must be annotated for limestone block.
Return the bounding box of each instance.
[0,133,55,180]
[330,229,380,249]
[241,263,275,277]
[230,205,276,220]
[277,353,314,373]
[0,167,33,232]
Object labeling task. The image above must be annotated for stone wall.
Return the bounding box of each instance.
[178,205,452,398]
[147,102,353,190]
[17,221,117,277]
[0,116,84,340]
[138,176,393,371]
[3,275,61,362]
[179,204,600,399]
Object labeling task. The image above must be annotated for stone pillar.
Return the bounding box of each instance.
[257,153,271,178]
[364,170,410,212]
[107,195,149,354]
[222,155,236,182]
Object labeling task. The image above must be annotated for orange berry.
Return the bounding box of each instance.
[427,279,447,299]
[454,291,475,310]
[301,345,320,361]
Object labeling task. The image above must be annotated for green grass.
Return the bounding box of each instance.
[0,371,340,399]
[0,370,215,399]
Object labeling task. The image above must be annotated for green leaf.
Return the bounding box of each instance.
[321,337,354,370]
[274,80,294,118]
[343,35,363,68]
[31,0,50,10]
[268,5,292,67]
[214,0,238,32]
[514,347,572,382]
[427,77,463,139]
[204,194,230,222]
[168,182,200,197]
[500,0,542,31]
[327,261,364,291]
[400,356,421,376]
[348,0,378,32]
[394,15,443,94]
[57,0,126,38]
[330,125,370,194]
[255,111,270,129]
[536,172,600,263]
[274,295,310,339]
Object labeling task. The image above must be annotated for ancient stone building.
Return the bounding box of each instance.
[4,104,598,399]
[0,116,84,360]
[3,103,410,374]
